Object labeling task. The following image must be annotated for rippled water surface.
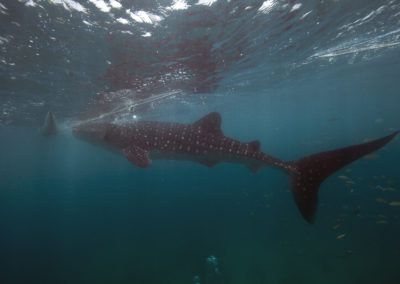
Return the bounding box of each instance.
[1,1,400,283]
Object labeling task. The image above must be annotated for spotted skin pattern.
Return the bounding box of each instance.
[103,113,285,172]
[72,112,398,223]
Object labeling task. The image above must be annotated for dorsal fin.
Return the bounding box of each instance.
[193,112,223,136]
[40,111,57,136]
[248,140,260,152]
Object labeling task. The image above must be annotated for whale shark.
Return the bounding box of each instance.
[70,112,398,223]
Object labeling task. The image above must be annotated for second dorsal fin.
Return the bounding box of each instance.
[193,112,223,136]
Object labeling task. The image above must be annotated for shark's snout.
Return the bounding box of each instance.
[72,121,107,144]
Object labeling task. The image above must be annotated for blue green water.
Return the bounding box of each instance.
[1,0,400,283]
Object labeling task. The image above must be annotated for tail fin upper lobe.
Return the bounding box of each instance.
[287,131,398,223]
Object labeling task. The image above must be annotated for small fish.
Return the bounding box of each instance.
[354,205,360,216]
[338,175,349,180]
[376,198,388,203]
[336,234,346,240]
[382,187,396,192]
[345,168,352,173]
[346,180,355,184]
[332,224,341,230]
[376,220,388,224]
[364,154,380,160]
[389,201,400,206]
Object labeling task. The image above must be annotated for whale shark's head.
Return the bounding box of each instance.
[72,120,109,146]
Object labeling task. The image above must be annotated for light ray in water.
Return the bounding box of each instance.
[312,28,400,59]
[73,89,183,125]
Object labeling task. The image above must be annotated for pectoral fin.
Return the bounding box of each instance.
[247,164,261,173]
[123,144,152,168]
[199,160,218,168]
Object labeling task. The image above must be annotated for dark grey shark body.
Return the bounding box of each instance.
[72,112,398,223]
[104,113,286,172]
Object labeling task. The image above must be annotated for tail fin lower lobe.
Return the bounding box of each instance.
[287,131,398,223]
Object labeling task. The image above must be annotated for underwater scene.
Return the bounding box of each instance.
[1,0,400,283]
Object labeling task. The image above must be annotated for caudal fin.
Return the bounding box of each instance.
[286,131,398,223]
[40,111,57,136]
